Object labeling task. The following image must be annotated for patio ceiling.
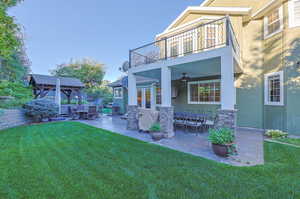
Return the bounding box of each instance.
[135,57,242,81]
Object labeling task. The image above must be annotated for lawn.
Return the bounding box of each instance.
[274,137,300,146]
[0,122,299,199]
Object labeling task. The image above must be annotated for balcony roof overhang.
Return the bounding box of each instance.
[161,6,252,35]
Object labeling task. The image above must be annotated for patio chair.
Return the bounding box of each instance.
[204,115,218,130]
[87,106,98,120]
[174,112,186,131]
[68,106,80,120]
[185,114,203,133]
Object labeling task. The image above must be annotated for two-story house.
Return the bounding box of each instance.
[122,0,300,137]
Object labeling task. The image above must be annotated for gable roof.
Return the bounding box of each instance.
[161,6,252,34]
[30,74,85,88]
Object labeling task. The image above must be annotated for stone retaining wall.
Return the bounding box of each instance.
[0,109,31,131]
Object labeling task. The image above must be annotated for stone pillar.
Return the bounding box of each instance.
[127,105,139,130]
[215,109,237,131]
[159,106,174,138]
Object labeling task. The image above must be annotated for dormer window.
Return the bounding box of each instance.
[264,6,283,39]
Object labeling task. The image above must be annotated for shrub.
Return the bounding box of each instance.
[0,80,33,108]
[208,128,235,145]
[265,129,288,139]
[23,99,58,122]
[149,123,161,132]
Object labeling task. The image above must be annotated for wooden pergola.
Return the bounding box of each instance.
[29,74,85,104]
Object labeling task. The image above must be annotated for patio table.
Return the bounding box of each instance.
[77,110,88,119]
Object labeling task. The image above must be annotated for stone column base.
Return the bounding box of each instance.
[159,106,174,138]
[215,109,237,131]
[127,105,139,130]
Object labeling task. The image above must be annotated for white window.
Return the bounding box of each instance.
[205,25,219,48]
[155,87,161,105]
[264,71,284,106]
[264,6,283,39]
[289,0,300,27]
[167,30,198,58]
[113,87,123,99]
[188,80,221,104]
[169,39,179,57]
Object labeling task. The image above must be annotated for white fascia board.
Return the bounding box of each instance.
[251,0,282,19]
[200,0,214,7]
[162,6,251,34]
[156,16,221,38]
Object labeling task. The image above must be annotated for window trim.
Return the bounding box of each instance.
[264,71,284,106]
[289,0,300,28]
[113,87,123,99]
[187,80,221,105]
[264,5,283,39]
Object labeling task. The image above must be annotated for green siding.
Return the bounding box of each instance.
[236,82,264,129]
[285,41,300,134]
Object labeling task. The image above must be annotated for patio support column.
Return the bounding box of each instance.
[127,72,139,130]
[160,67,174,138]
[216,48,237,130]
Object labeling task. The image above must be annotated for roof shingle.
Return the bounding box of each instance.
[30,74,85,88]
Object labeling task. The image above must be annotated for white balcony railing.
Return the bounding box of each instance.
[129,16,240,68]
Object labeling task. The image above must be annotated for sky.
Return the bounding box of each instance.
[9,0,203,82]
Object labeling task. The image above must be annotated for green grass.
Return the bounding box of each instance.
[0,122,299,199]
[274,137,300,146]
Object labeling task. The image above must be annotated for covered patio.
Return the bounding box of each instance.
[127,45,242,137]
[81,115,264,166]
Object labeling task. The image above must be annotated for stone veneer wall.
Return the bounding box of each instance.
[159,106,174,138]
[127,105,139,130]
[215,109,237,130]
[0,109,30,131]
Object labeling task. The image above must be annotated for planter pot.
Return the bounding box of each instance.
[150,132,165,141]
[212,143,232,157]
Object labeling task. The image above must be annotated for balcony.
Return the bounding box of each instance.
[129,17,240,68]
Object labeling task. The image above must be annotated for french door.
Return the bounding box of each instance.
[137,87,151,109]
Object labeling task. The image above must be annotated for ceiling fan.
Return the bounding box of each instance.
[179,72,191,82]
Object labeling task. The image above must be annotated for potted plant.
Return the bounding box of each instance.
[149,123,164,141]
[208,128,236,157]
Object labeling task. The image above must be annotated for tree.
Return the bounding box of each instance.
[85,80,113,104]
[51,58,112,104]
[51,58,105,88]
[0,0,23,59]
[0,0,30,82]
